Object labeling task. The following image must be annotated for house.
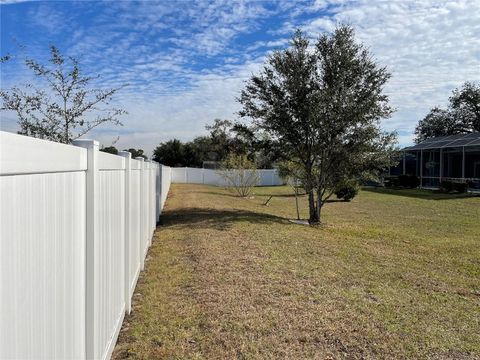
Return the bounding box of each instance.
[393,133,480,189]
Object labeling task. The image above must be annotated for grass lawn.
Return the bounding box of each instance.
[113,184,480,359]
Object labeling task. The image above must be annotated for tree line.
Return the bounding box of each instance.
[151,119,280,168]
[415,82,480,143]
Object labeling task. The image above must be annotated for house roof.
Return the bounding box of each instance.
[403,132,480,151]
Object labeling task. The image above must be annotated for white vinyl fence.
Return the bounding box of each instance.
[0,131,172,360]
[0,133,283,360]
[171,167,284,186]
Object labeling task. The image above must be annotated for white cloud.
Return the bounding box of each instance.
[2,0,479,153]
[303,0,480,144]
[0,0,34,4]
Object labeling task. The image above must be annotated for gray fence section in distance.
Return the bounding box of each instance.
[170,167,284,186]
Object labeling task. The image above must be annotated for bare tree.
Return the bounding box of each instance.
[1,45,126,143]
[218,153,259,197]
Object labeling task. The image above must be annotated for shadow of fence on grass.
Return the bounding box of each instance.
[160,207,287,231]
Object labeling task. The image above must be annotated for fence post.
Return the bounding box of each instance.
[160,165,163,211]
[146,160,153,246]
[136,157,145,270]
[156,163,160,223]
[72,139,99,360]
[119,151,132,314]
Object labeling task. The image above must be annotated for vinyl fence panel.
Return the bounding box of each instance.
[127,157,143,311]
[159,165,171,212]
[171,167,187,183]
[0,132,87,360]
[170,167,284,187]
[97,150,126,360]
[186,167,204,183]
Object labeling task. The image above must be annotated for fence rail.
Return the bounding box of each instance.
[0,131,171,360]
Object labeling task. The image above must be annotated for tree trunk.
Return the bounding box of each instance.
[307,190,319,224]
[316,193,323,224]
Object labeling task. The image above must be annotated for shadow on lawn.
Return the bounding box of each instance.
[193,190,239,198]
[257,192,307,198]
[195,189,301,199]
[160,207,287,231]
[363,187,480,201]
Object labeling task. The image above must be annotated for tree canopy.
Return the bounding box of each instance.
[126,148,147,160]
[152,119,280,168]
[100,145,119,155]
[239,26,397,224]
[0,45,126,143]
[415,82,480,143]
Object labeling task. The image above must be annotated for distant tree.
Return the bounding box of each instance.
[230,123,256,158]
[239,26,396,224]
[152,119,282,168]
[126,148,147,159]
[189,136,216,165]
[414,108,461,142]
[450,82,480,133]
[230,123,282,167]
[153,139,185,166]
[100,145,119,155]
[0,45,126,143]
[182,142,201,167]
[415,82,480,143]
[205,119,234,162]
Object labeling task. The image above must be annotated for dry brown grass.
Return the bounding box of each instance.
[113,184,480,360]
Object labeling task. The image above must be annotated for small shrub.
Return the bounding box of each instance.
[335,182,359,201]
[441,181,468,193]
[218,153,259,197]
[467,180,480,190]
[440,180,454,193]
[453,182,468,193]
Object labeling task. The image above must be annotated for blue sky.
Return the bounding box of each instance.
[1,0,479,155]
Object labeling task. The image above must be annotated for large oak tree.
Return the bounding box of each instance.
[415,82,480,143]
[239,26,397,224]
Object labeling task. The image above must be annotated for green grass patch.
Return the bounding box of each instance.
[113,184,480,359]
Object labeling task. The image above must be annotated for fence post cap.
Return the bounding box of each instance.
[135,156,145,162]
[118,151,132,159]
[72,139,99,148]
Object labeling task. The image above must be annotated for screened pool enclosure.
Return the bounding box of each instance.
[391,133,480,189]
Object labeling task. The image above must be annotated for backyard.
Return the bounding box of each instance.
[113,184,480,359]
